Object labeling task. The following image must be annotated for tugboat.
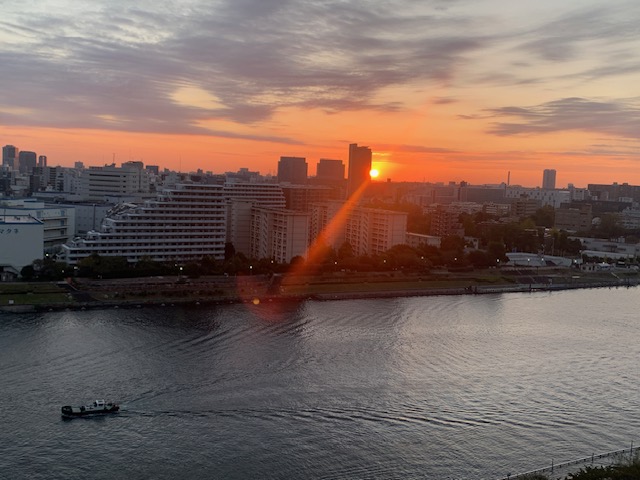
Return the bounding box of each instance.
[61,400,119,418]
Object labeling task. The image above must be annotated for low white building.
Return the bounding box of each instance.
[0,199,75,254]
[0,214,44,277]
[506,187,571,208]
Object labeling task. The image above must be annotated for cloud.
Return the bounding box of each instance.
[0,0,487,136]
[486,97,640,139]
[514,4,640,62]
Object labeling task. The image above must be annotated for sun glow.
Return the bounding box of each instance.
[369,169,380,178]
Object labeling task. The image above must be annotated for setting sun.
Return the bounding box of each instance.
[369,169,380,178]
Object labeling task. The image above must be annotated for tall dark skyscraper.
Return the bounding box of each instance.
[542,169,556,189]
[316,158,345,184]
[277,156,308,184]
[347,143,372,197]
[2,145,18,169]
[18,151,37,174]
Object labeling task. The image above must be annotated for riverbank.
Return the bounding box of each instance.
[1,267,639,312]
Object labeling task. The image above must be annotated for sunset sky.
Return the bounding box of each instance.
[1,0,639,187]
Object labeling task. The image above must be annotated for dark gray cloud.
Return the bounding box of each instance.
[1,0,639,144]
[0,0,486,137]
[513,4,640,62]
[486,97,640,138]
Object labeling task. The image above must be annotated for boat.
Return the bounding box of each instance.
[61,399,119,418]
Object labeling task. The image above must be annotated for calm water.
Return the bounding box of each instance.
[2,287,640,479]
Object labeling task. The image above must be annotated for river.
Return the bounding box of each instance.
[1,287,639,479]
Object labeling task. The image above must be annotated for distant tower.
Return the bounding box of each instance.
[542,169,556,189]
[316,159,345,184]
[347,143,372,197]
[2,145,18,169]
[38,155,47,168]
[18,151,37,174]
[277,156,308,184]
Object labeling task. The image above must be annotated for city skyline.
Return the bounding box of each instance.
[2,1,640,187]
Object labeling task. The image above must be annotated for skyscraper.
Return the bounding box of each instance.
[2,145,18,169]
[277,156,308,184]
[542,169,556,189]
[347,143,372,197]
[316,159,345,184]
[18,151,37,174]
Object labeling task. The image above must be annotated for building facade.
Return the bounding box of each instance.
[0,214,44,277]
[250,208,309,263]
[0,199,76,254]
[78,164,151,201]
[316,159,345,184]
[347,144,372,197]
[277,156,308,184]
[555,204,593,232]
[311,201,407,256]
[542,169,556,189]
[2,145,18,170]
[61,183,227,265]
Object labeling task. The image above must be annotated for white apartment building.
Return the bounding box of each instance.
[505,187,571,208]
[225,183,286,256]
[223,182,285,207]
[250,207,309,263]
[77,164,151,201]
[311,201,407,256]
[0,199,75,254]
[619,207,640,230]
[0,214,44,277]
[61,183,227,265]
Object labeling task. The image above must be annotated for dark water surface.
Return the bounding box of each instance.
[2,288,640,479]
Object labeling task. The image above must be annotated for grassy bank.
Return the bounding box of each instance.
[1,268,638,312]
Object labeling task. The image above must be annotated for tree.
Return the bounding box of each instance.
[531,205,555,227]
[20,265,35,281]
[337,242,354,260]
[440,235,465,253]
[224,242,236,261]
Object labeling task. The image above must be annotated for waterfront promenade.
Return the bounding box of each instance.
[498,444,639,479]
[1,267,639,312]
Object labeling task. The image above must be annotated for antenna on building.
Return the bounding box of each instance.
[507,171,511,186]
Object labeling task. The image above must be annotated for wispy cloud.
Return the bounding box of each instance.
[0,0,487,136]
[486,97,640,138]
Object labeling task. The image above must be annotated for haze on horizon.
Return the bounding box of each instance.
[1,0,639,188]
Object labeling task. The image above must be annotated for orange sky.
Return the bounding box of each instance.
[2,1,640,188]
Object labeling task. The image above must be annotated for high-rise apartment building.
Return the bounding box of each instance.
[277,156,308,184]
[18,151,37,174]
[78,163,151,200]
[2,145,18,169]
[61,183,228,265]
[224,182,286,256]
[347,143,372,197]
[250,207,309,263]
[311,201,407,256]
[316,159,345,184]
[38,155,47,168]
[542,169,556,189]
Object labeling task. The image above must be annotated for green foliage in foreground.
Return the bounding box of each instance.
[564,460,640,479]
[522,457,640,479]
